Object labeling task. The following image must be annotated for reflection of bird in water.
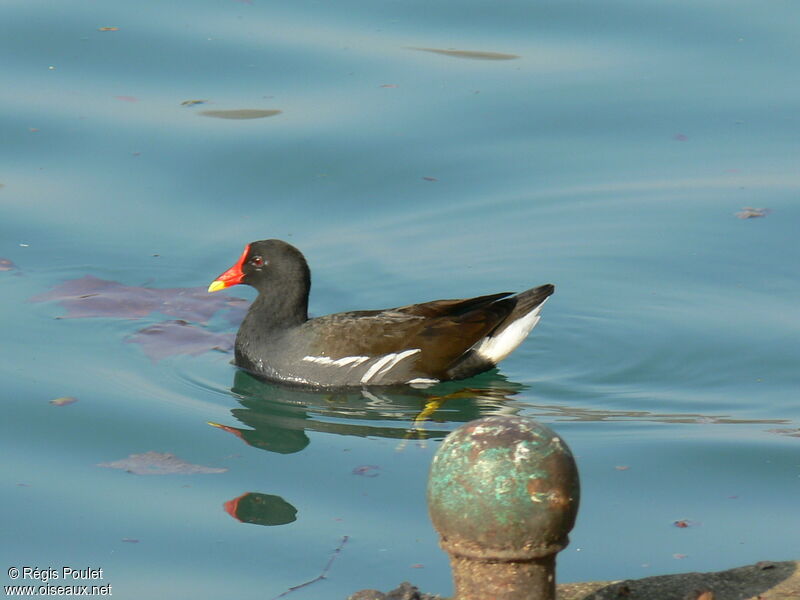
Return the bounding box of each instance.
[207,370,526,454]
[208,239,553,388]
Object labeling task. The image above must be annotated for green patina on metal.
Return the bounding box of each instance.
[428,415,580,554]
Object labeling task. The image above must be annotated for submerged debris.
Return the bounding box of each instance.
[735,207,770,219]
[50,396,78,407]
[199,109,282,119]
[127,320,234,361]
[29,275,247,323]
[410,47,519,60]
[98,451,227,475]
[0,258,18,272]
[352,465,380,477]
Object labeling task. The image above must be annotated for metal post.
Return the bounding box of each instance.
[427,415,580,600]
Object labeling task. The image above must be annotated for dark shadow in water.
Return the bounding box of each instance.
[209,369,526,455]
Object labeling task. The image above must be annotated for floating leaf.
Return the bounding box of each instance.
[181,99,208,107]
[29,275,248,323]
[352,465,380,477]
[379,84,398,88]
[410,47,519,60]
[114,96,139,102]
[97,27,119,32]
[121,538,139,543]
[127,320,234,361]
[50,396,78,406]
[224,492,298,526]
[422,176,438,182]
[98,451,227,475]
[614,465,630,471]
[199,109,281,120]
[736,207,770,219]
[673,133,689,141]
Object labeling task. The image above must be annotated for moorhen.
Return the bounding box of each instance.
[209,239,554,388]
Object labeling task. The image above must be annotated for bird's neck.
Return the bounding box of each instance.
[244,280,309,333]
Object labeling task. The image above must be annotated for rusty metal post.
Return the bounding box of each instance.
[427,415,580,600]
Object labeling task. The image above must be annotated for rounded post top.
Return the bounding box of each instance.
[427,415,580,561]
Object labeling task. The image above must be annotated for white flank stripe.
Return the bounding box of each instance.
[473,299,548,363]
[360,355,397,383]
[360,349,421,384]
[302,355,370,367]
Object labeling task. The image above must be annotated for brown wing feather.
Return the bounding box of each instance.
[392,292,513,318]
[305,293,517,376]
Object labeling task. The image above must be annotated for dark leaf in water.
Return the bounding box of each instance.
[422,176,438,182]
[673,133,689,141]
[0,258,18,271]
[29,275,248,323]
[224,492,298,526]
[181,99,208,107]
[98,451,227,475]
[97,27,119,31]
[127,320,234,361]
[199,109,282,119]
[736,207,770,219]
[50,396,78,406]
[121,538,139,543]
[410,47,519,60]
[379,84,398,88]
[352,465,380,477]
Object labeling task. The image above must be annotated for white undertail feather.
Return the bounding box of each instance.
[472,298,548,364]
[406,377,439,388]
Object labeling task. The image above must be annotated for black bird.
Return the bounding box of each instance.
[209,239,553,388]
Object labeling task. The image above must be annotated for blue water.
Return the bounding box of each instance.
[2,1,799,598]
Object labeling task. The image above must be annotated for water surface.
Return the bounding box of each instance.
[2,1,799,598]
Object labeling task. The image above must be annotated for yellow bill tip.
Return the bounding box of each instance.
[207,280,227,293]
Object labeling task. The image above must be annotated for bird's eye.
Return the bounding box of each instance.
[250,256,265,267]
